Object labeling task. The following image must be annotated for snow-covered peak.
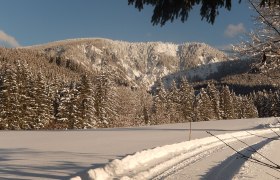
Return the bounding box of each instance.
[27,38,228,88]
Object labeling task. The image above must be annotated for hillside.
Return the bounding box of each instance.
[26,38,228,88]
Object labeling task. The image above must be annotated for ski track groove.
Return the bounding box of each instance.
[73,124,280,180]
[134,131,276,180]
[152,145,227,180]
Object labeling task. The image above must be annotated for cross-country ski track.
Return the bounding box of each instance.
[1,117,280,180]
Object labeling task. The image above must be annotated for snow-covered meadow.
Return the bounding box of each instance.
[0,117,279,179]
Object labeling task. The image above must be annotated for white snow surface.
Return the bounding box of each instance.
[233,136,280,180]
[73,123,280,180]
[0,117,279,180]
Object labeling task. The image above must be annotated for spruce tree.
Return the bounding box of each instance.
[242,96,258,118]
[67,82,80,129]
[258,90,272,117]
[56,87,71,129]
[232,94,243,119]
[137,86,152,125]
[0,65,20,129]
[178,77,194,122]
[152,79,167,125]
[167,80,180,123]
[95,58,118,128]
[77,74,96,129]
[196,88,214,121]
[15,60,35,129]
[220,86,234,119]
[33,72,52,129]
[271,91,280,117]
[206,83,220,120]
[253,91,266,117]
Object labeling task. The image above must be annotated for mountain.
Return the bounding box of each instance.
[161,58,254,87]
[27,38,228,88]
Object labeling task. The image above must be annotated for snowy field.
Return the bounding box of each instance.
[0,117,279,180]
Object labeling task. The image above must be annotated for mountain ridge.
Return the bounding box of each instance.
[24,38,228,88]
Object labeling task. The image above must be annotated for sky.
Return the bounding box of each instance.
[0,0,256,49]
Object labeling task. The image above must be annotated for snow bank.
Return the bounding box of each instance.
[72,127,279,180]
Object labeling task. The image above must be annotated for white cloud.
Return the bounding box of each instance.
[224,23,246,38]
[0,30,20,47]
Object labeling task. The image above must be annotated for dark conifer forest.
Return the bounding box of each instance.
[0,47,279,130]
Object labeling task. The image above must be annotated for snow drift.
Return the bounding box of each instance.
[72,127,279,180]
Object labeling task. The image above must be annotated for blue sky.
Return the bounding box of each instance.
[0,0,256,49]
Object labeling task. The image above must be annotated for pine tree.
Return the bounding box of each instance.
[116,86,139,127]
[95,60,119,128]
[220,86,234,119]
[242,96,258,118]
[196,88,214,121]
[0,65,20,129]
[167,80,180,123]
[67,82,80,129]
[136,86,152,125]
[32,72,52,129]
[253,91,267,117]
[206,83,220,120]
[56,87,71,129]
[178,77,194,122]
[77,74,96,129]
[15,60,35,129]
[271,91,280,117]
[232,94,243,119]
[262,90,272,117]
[48,77,61,129]
[152,79,167,125]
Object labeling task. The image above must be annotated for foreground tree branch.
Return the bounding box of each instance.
[128,0,279,26]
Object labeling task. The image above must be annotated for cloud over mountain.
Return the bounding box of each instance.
[0,30,20,47]
[224,23,246,38]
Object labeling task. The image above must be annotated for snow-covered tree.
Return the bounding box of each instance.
[95,57,119,128]
[220,86,234,119]
[196,88,214,121]
[32,72,52,129]
[242,96,259,118]
[56,87,73,129]
[136,86,153,125]
[66,82,80,129]
[234,0,280,60]
[116,87,141,127]
[0,65,20,129]
[77,74,97,129]
[167,80,181,123]
[271,91,280,116]
[152,79,168,124]
[14,60,36,129]
[206,83,221,120]
[178,77,195,122]
[232,94,243,119]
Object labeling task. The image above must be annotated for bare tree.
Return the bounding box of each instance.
[234,0,280,59]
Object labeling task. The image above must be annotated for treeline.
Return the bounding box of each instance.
[0,48,278,130]
[252,90,280,118]
[0,58,259,130]
[151,79,258,124]
[0,59,153,129]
